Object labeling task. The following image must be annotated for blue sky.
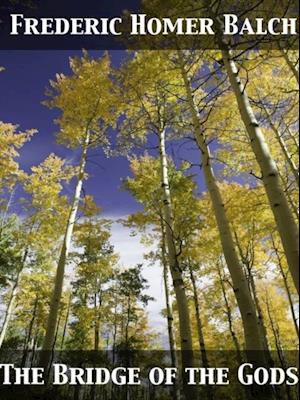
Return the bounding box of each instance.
[0,50,206,215]
[0,50,145,215]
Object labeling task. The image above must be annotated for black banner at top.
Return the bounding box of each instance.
[0,0,299,50]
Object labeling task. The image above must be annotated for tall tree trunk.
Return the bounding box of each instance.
[216,260,243,364]
[188,264,209,367]
[163,262,177,361]
[92,290,102,400]
[46,308,64,379]
[0,273,20,348]
[30,332,39,368]
[271,236,299,338]
[91,293,99,400]
[111,300,118,400]
[158,128,197,400]
[41,130,90,366]
[0,248,28,348]
[125,296,131,351]
[262,105,299,187]
[60,294,71,350]
[94,291,102,352]
[247,267,275,370]
[249,273,271,351]
[179,56,267,361]
[160,222,180,400]
[53,309,63,350]
[189,263,214,400]
[21,295,39,367]
[232,229,272,362]
[112,299,118,365]
[0,188,15,229]
[161,225,177,365]
[278,170,300,221]
[265,295,293,400]
[221,49,299,294]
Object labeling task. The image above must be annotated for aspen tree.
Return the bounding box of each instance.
[216,259,243,364]
[177,52,267,358]
[160,219,180,400]
[220,49,299,292]
[41,53,115,364]
[116,54,199,398]
[188,263,209,367]
[256,98,299,188]
[187,261,214,400]
[271,235,299,338]
[0,155,72,348]
[0,252,25,348]
[125,154,204,399]
[158,128,198,395]
[68,198,117,350]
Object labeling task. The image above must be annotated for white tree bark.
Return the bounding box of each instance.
[262,105,299,187]
[41,131,90,365]
[161,222,180,400]
[217,259,243,363]
[188,264,209,366]
[158,128,198,399]
[0,249,29,348]
[161,221,177,363]
[0,273,20,348]
[222,49,299,293]
[271,235,299,338]
[188,264,214,400]
[179,57,267,358]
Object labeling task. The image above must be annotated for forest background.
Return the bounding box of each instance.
[0,1,299,399]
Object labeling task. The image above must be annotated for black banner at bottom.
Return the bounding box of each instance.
[0,350,298,399]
